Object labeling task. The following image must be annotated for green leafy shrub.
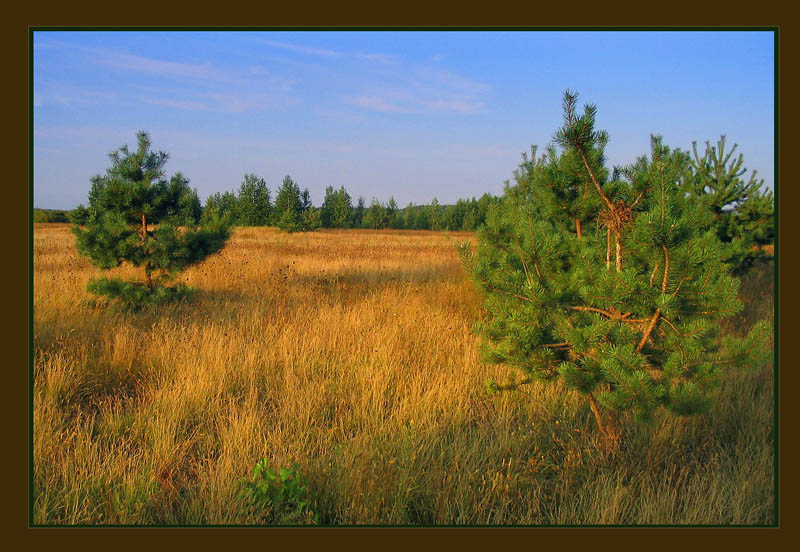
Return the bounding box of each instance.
[238,460,318,525]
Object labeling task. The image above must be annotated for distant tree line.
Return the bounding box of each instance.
[33,208,72,223]
[196,174,501,232]
[47,132,773,252]
[49,171,498,233]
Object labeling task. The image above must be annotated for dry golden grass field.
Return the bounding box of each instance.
[33,223,775,525]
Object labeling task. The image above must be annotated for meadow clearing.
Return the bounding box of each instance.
[33,223,775,525]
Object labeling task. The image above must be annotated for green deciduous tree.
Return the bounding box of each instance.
[235,173,272,226]
[73,131,230,308]
[459,92,771,447]
[427,198,444,231]
[321,185,354,228]
[202,190,238,226]
[362,197,388,229]
[352,196,367,228]
[274,175,319,232]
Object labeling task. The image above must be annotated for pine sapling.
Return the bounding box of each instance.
[460,91,771,449]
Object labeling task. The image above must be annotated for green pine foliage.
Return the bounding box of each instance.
[73,131,230,309]
[459,91,772,444]
[687,136,774,274]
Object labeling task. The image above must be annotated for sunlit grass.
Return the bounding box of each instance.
[33,223,774,525]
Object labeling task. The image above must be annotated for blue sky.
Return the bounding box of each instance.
[33,30,775,209]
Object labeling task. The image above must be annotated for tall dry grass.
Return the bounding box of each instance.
[33,224,775,525]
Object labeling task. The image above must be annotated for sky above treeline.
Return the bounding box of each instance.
[33,30,775,210]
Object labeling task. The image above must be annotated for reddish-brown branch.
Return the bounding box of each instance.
[631,186,649,209]
[479,279,531,304]
[650,261,660,287]
[141,213,153,289]
[637,308,661,353]
[570,306,617,317]
[541,342,571,349]
[570,305,650,324]
[576,144,614,211]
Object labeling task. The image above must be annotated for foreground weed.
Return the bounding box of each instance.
[238,460,318,525]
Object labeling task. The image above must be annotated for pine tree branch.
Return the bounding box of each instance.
[570,305,617,317]
[569,305,650,323]
[540,342,572,349]
[650,261,660,287]
[575,142,615,211]
[630,185,650,209]
[636,309,662,353]
[477,278,532,304]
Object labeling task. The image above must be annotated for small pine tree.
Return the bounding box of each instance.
[73,131,230,308]
[459,92,771,447]
[687,136,774,274]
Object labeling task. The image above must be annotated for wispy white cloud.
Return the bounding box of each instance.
[142,97,210,111]
[345,65,490,115]
[426,99,485,114]
[349,94,484,115]
[351,95,411,114]
[33,84,119,108]
[95,51,227,81]
[355,52,397,64]
[257,38,397,64]
[260,40,342,58]
[35,38,298,113]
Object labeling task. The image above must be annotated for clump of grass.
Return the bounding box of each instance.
[33,224,774,525]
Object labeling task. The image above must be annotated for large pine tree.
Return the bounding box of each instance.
[73,131,230,307]
[460,92,771,445]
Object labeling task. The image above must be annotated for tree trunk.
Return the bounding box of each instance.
[575,218,583,239]
[141,213,153,290]
[588,392,620,452]
[615,230,622,271]
[606,228,611,269]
